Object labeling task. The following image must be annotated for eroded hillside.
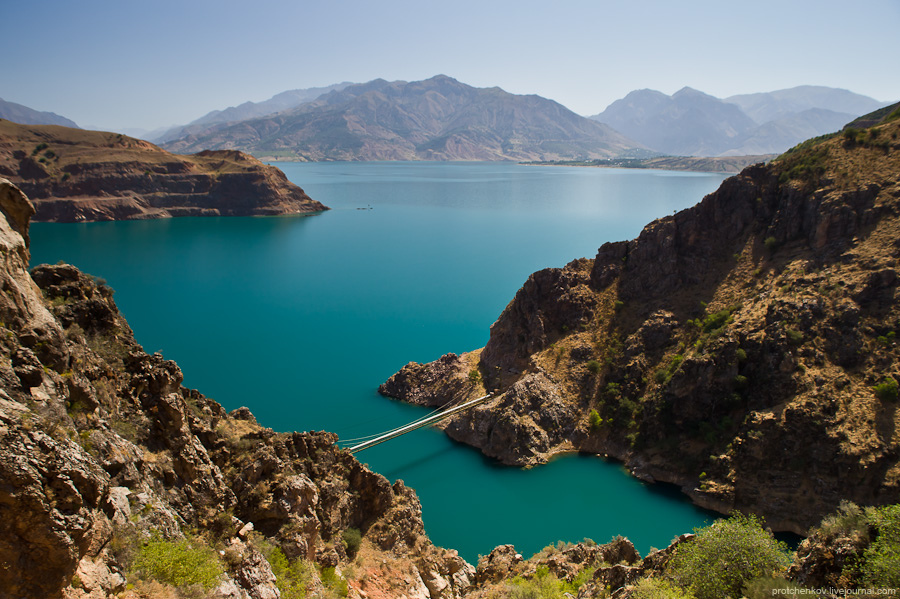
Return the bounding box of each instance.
[382,112,900,535]
[0,120,326,222]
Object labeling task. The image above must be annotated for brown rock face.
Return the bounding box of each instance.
[382,118,900,533]
[0,179,465,598]
[0,120,327,222]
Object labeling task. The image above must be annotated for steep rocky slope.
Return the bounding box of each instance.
[161,75,644,162]
[0,179,465,598]
[382,112,900,535]
[0,120,325,222]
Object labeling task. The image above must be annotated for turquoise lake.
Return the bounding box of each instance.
[30,161,731,563]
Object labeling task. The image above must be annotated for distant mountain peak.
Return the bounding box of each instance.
[592,85,886,157]
[161,75,644,161]
[673,86,706,97]
[0,98,79,128]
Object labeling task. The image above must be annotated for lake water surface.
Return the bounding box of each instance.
[30,161,730,563]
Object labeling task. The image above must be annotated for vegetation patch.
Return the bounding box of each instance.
[873,378,899,402]
[669,513,791,599]
[131,536,224,591]
[503,565,587,599]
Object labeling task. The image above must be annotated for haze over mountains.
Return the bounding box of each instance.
[2,80,891,162]
[160,75,643,161]
[0,97,79,128]
[590,85,887,156]
[153,82,354,144]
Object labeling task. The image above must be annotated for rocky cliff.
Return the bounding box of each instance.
[382,111,900,535]
[0,120,326,222]
[0,178,470,598]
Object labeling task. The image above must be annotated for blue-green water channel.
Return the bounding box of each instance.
[30,161,729,563]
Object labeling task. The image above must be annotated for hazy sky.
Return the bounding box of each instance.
[4,0,899,133]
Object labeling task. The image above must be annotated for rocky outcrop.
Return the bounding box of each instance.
[0,178,463,598]
[0,120,326,222]
[382,117,900,533]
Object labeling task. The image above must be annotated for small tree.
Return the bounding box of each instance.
[669,513,791,599]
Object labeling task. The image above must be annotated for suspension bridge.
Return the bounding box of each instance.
[337,392,495,454]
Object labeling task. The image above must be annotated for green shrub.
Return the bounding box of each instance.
[631,577,696,599]
[764,236,778,252]
[860,504,900,589]
[785,328,804,346]
[131,537,224,590]
[586,359,602,374]
[266,547,314,599]
[816,500,869,540]
[602,382,621,400]
[702,309,735,334]
[320,566,348,597]
[843,127,861,147]
[342,527,362,557]
[588,409,603,429]
[873,378,899,402]
[735,348,747,362]
[669,513,791,599]
[505,565,576,599]
[468,368,482,384]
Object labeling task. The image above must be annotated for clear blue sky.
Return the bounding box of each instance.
[4,0,899,132]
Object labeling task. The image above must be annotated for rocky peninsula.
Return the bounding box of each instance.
[382,109,900,535]
[0,120,326,222]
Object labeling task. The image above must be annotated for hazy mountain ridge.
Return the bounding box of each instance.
[161,75,646,161]
[152,82,354,144]
[0,97,79,128]
[725,85,886,124]
[593,87,757,156]
[591,85,891,156]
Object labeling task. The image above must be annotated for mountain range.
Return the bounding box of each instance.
[159,75,645,161]
[0,97,79,128]
[153,81,354,144]
[3,81,891,162]
[590,85,887,156]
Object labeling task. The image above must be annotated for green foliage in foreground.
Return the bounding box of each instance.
[669,513,791,599]
[321,566,349,597]
[631,577,696,599]
[131,537,224,590]
[810,501,900,589]
[266,546,315,599]
[504,565,590,599]
[860,504,900,589]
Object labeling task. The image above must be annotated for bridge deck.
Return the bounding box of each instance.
[346,393,495,453]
